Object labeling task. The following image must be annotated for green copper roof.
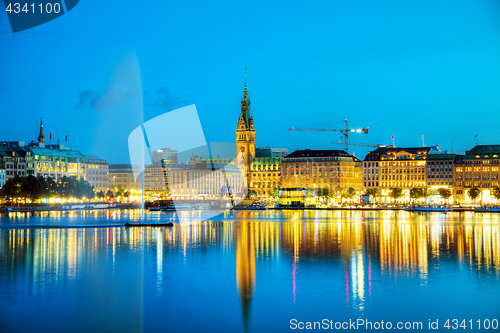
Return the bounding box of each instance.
[426,154,456,160]
[467,145,500,155]
[28,147,84,158]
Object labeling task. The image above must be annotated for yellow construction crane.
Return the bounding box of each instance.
[288,119,375,154]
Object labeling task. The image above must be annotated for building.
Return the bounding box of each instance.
[0,143,35,180]
[364,147,430,201]
[143,160,244,200]
[108,164,142,193]
[426,153,455,188]
[28,146,86,180]
[235,73,283,197]
[0,117,87,182]
[84,155,109,191]
[454,145,500,204]
[281,149,363,200]
[152,148,178,165]
[0,169,5,188]
[424,153,456,203]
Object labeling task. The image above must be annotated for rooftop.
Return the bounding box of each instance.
[466,145,500,155]
[285,149,353,158]
[27,146,84,159]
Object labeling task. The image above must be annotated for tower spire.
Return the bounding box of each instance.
[244,67,247,99]
[38,114,45,143]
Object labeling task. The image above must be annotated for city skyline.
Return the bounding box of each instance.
[2,0,500,163]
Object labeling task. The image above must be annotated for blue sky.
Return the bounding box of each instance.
[1,0,500,163]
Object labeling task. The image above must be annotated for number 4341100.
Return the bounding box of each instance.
[5,2,62,14]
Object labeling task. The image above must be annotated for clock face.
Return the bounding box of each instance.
[240,147,245,152]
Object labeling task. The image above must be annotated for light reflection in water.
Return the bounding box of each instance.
[0,211,499,332]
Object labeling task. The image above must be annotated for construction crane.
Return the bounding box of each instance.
[330,141,386,149]
[288,119,369,154]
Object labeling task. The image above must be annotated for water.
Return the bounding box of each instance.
[0,210,499,333]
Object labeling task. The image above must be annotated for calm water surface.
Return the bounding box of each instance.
[0,210,499,332]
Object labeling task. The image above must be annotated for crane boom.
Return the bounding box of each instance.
[331,141,388,148]
[288,119,368,154]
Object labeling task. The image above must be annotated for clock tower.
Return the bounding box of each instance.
[236,71,255,184]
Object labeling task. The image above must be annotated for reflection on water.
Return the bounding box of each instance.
[0,210,499,332]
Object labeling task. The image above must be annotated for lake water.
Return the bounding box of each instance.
[0,209,499,332]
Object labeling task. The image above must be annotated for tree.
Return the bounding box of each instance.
[46,177,57,198]
[467,188,481,203]
[316,187,331,198]
[269,187,280,198]
[0,176,20,203]
[422,187,429,200]
[409,188,423,202]
[438,188,452,203]
[123,191,131,201]
[341,187,355,202]
[106,190,114,199]
[22,175,43,201]
[247,190,257,198]
[492,188,500,201]
[365,188,379,199]
[96,190,105,201]
[389,187,404,202]
[115,188,125,198]
[347,187,355,199]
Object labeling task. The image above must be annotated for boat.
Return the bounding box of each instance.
[193,203,210,210]
[124,222,174,227]
[159,204,194,212]
[405,204,451,212]
[232,204,268,210]
[474,206,500,213]
[148,206,161,211]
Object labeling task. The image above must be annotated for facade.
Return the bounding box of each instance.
[152,148,178,165]
[84,155,109,191]
[364,147,430,200]
[235,74,283,197]
[0,169,5,188]
[249,156,281,197]
[144,160,244,200]
[426,154,455,187]
[454,145,500,204]
[0,144,35,180]
[424,153,456,203]
[281,149,363,199]
[29,146,86,180]
[109,164,142,193]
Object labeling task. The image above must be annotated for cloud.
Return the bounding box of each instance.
[147,87,191,111]
[75,89,99,109]
[90,83,131,110]
[76,86,189,112]
[75,84,140,111]
[75,54,143,111]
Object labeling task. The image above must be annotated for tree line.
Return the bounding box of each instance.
[0,175,95,202]
[365,187,500,203]
[95,188,131,200]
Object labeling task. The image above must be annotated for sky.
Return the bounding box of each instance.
[1,0,500,163]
